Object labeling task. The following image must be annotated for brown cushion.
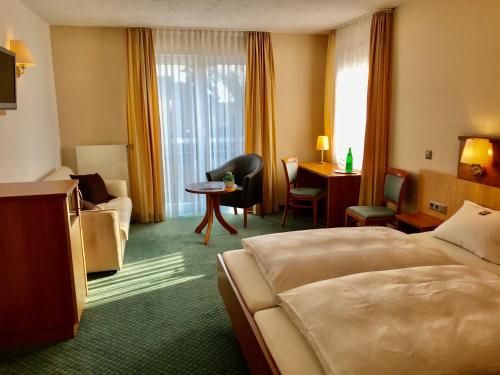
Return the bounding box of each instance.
[71,173,109,204]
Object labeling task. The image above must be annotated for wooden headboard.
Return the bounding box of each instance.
[418,169,500,220]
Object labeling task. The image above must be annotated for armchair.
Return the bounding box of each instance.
[43,166,132,273]
[206,154,264,228]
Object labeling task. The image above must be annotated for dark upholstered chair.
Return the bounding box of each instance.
[345,167,410,227]
[281,156,327,228]
[206,154,264,228]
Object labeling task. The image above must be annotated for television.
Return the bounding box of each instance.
[0,46,17,110]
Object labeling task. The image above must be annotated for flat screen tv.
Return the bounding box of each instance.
[0,46,17,110]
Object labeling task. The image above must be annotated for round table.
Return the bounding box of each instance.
[185,182,238,245]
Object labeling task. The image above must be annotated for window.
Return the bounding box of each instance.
[333,16,371,170]
[155,29,247,216]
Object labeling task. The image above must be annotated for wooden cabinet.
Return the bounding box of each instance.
[396,212,444,233]
[0,180,87,346]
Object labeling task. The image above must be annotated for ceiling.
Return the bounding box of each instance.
[20,0,410,33]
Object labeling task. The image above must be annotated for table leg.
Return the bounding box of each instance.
[213,195,238,234]
[203,196,214,245]
[195,195,211,233]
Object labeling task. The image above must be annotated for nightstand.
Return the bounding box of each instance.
[395,212,444,233]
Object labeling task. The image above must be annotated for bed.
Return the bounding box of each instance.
[217,170,500,374]
[218,231,500,375]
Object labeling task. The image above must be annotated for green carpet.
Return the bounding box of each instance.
[0,212,313,374]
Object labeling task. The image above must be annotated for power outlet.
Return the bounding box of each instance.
[425,150,433,160]
[429,200,447,214]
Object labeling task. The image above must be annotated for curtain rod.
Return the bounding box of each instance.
[149,25,255,33]
[331,8,394,31]
[128,8,394,34]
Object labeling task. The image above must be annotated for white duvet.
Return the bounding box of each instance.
[279,265,500,375]
[243,227,455,293]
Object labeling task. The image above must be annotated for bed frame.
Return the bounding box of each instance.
[217,254,279,374]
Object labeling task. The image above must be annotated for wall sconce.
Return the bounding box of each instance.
[9,40,35,78]
[460,138,492,177]
[316,135,330,164]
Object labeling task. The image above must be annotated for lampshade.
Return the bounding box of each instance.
[460,138,491,166]
[9,40,35,66]
[316,136,330,151]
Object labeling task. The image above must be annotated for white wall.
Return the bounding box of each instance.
[0,0,60,182]
[390,0,500,209]
[51,26,128,172]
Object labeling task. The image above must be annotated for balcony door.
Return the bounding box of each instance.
[155,29,247,216]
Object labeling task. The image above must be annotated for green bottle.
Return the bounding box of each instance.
[346,147,353,173]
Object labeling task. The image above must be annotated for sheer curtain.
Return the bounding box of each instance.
[333,16,371,170]
[154,29,247,217]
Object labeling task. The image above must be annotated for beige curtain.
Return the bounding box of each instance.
[323,31,336,162]
[126,28,165,223]
[245,32,279,214]
[359,10,393,205]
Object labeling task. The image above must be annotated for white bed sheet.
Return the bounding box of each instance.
[254,307,325,375]
[223,250,277,313]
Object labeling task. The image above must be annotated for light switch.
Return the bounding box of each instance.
[425,150,433,160]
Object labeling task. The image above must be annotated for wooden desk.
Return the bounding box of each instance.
[297,162,361,227]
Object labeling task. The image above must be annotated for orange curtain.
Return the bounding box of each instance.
[245,32,279,214]
[323,31,336,162]
[359,10,393,205]
[126,28,165,223]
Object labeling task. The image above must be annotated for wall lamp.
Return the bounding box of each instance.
[460,138,492,177]
[9,40,35,78]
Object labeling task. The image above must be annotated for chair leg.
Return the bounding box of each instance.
[281,200,289,227]
[293,203,297,220]
[345,212,349,227]
[324,197,328,227]
[243,208,248,228]
[313,200,318,228]
[233,207,238,215]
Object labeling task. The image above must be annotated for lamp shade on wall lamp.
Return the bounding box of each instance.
[461,138,491,165]
[461,138,492,177]
[9,40,35,77]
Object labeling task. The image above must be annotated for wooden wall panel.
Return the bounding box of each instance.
[418,169,500,220]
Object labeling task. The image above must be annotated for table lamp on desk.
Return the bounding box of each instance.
[316,136,329,164]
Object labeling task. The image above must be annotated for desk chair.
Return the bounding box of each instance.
[345,167,410,227]
[281,156,327,228]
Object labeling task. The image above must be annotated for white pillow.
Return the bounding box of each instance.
[433,200,500,264]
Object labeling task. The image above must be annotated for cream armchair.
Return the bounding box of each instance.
[43,167,132,273]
